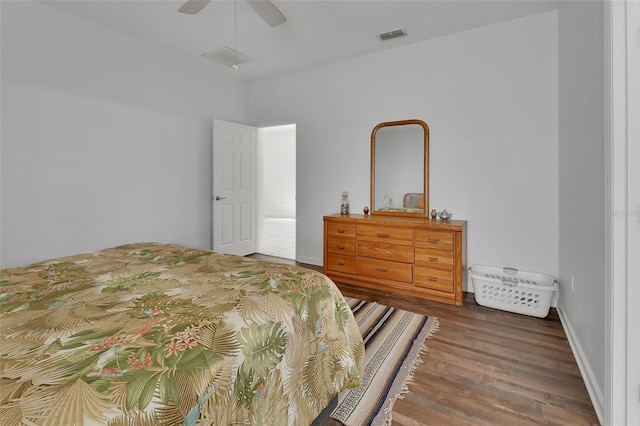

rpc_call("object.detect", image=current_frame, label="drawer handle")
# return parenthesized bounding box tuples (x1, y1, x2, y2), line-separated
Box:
(337, 260, 345, 266)
(375, 266, 389, 272)
(376, 233, 390, 238)
(427, 238, 439, 243)
(337, 229, 346, 234)
(337, 244, 346, 249)
(427, 276, 439, 281)
(428, 257, 439, 262)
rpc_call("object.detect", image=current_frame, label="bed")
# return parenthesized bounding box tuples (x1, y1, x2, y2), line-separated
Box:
(0, 243, 364, 425)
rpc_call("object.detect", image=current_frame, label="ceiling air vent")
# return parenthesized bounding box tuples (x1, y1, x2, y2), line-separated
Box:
(377, 28, 407, 41)
(202, 47, 254, 68)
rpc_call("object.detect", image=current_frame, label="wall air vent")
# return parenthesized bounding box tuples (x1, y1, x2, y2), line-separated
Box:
(377, 28, 407, 41)
(202, 47, 254, 68)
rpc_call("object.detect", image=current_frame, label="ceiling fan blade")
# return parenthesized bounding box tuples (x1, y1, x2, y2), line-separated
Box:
(177, 0, 211, 15)
(246, 0, 287, 27)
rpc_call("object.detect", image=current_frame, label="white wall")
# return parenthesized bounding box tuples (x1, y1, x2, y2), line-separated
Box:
(557, 1, 605, 419)
(250, 11, 560, 278)
(0, 1, 250, 267)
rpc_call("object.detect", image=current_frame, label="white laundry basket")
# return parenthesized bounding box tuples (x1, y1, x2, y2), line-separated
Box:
(469, 265, 558, 318)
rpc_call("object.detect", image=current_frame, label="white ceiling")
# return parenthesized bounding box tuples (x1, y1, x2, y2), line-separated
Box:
(47, 0, 560, 82)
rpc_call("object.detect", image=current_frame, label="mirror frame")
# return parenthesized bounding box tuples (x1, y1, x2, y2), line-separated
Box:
(370, 119, 429, 218)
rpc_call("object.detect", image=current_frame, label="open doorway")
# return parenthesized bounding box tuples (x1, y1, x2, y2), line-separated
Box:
(257, 124, 296, 260)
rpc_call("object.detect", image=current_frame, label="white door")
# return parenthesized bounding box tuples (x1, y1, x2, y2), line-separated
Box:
(212, 119, 257, 256)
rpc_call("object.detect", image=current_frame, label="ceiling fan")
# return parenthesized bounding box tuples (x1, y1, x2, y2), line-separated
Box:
(178, 0, 287, 27)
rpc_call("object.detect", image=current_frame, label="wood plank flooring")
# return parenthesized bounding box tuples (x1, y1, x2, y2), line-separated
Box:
(248, 254, 600, 425)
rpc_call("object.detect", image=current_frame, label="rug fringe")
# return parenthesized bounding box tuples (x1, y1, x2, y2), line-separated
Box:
(382, 316, 440, 425)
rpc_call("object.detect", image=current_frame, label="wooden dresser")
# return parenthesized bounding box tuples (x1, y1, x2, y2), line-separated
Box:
(323, 214, 467, 306)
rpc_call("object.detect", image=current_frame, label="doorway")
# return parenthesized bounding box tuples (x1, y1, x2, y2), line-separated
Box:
(257, 124, 296, 260)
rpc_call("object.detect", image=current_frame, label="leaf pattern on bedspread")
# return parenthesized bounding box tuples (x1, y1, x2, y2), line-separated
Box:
(0, 243, 364, 426)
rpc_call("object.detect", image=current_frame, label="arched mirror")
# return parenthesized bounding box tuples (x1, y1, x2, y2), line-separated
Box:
(370, 119, 429, 217)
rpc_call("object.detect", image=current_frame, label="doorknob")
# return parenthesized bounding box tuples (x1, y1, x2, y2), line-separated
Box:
(214, 196, 226, 201)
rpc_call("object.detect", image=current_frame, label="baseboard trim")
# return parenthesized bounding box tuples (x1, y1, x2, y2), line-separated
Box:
(296, 256, 322, 267)
(557, 306, 604, 425)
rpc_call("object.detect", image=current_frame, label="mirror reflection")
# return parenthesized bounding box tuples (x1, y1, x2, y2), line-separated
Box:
(371, 120, 429, 217)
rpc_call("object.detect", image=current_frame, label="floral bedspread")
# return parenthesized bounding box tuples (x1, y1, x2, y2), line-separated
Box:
(0, 243, 364, 425)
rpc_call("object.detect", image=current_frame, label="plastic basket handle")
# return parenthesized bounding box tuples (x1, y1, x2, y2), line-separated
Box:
(500, 278, 519, 287)
(503, 267, 518, 275)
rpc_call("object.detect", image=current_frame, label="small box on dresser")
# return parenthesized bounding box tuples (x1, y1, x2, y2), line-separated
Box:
(323, 214, 467, 306)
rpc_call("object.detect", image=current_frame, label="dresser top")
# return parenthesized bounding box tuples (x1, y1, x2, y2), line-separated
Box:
(324, 213, 466, 231)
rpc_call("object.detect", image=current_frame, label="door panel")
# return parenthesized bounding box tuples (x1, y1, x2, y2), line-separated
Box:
(240, 202, 252, 241)
(212, 119, 256, 255)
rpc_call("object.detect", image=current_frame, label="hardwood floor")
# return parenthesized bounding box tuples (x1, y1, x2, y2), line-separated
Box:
(248, 254, 601, 425)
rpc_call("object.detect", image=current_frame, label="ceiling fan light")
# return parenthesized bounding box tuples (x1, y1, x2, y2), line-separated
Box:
(202, 47, 254, 68)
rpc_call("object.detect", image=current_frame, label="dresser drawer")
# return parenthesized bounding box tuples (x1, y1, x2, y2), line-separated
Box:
(327, 238, 356, 256)
(326, 254, 356, 274)
(358, 241, 414, 263)
(357, 225, 413, 245)
(327, 222, 356, 238)
(415, 248, 454, 271)
(414, 230, 454, 251)
(414, 268, 454, 293)
(356, 258, 412, 283)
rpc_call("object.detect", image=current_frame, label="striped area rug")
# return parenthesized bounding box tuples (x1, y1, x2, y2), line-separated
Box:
(329, 298, 439, 426)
